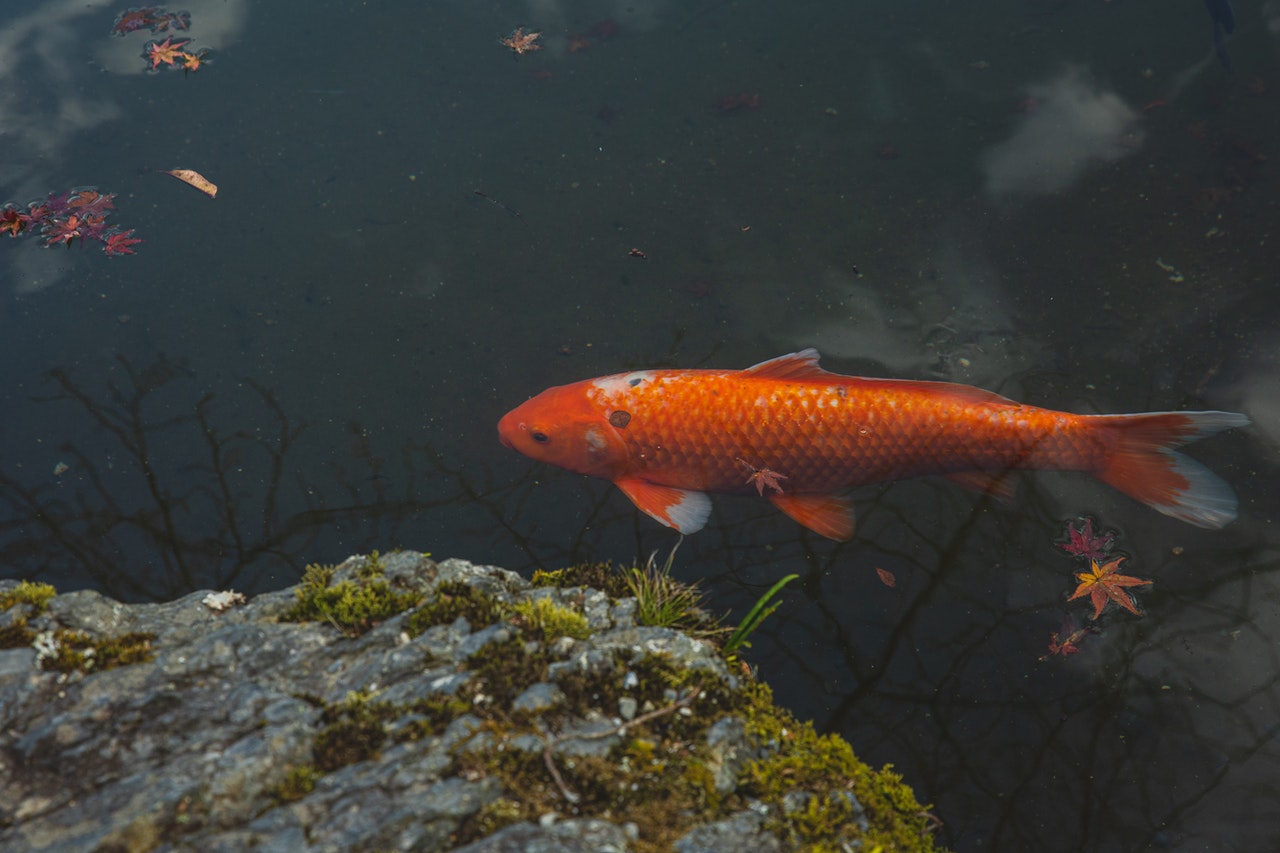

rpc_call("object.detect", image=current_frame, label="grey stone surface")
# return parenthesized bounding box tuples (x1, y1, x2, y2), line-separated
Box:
(0, 553, 793, 852)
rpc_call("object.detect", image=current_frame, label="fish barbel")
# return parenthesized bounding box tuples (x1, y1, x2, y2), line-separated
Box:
(497, 349, 1248, 540)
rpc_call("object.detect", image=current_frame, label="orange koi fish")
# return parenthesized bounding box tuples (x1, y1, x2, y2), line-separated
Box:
(497, 350, 1248, 540)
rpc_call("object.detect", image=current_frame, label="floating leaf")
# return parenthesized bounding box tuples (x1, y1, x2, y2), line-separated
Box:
(162, 168, 217, 198)
(875, 567, 896, 588)
(1068, 556, 1152, 619)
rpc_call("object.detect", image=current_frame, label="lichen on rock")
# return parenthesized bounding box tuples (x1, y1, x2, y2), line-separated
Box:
(0, 552, 944, 852)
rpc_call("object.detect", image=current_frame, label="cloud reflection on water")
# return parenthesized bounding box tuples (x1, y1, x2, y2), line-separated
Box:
(982, 67, 1143, 196)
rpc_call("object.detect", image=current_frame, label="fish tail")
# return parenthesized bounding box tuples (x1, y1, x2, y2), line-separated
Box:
(1093, 410, 1248, 528)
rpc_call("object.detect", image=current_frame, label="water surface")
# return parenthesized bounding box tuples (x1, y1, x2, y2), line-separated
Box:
(3, 1, 1278, 849)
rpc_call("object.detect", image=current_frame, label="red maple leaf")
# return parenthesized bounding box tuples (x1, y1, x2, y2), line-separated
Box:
(41, 215, 84, 248)
(1040, 619, 1095, 660)
(81, 214, 111, 242)
(737, 458, 788, 495)
(1069, 556, 1152, 619)
(101, 229, 143, 257)
(112, 7, 160, 36)
(153, 11, 191, 33)
(179, 48, 212, 75)
(1057, 517, 1115, 561)
(144, 37, 191, 69)
(1, 205, 29, 237)
(69, 189, 116, 217)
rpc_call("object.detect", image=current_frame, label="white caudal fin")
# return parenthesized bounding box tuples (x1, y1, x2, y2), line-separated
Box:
(1093, 410, 1249, 528)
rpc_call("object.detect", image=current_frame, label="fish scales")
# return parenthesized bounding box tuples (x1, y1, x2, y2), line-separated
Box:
(499, 349, 1248, 539)
(590, 371, 1103, 494)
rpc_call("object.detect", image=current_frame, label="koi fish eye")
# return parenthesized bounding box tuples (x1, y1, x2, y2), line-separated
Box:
(531, 430, 550, 443)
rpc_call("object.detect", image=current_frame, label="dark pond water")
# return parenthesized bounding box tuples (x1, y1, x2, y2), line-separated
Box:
(3, 1, 1278, 849)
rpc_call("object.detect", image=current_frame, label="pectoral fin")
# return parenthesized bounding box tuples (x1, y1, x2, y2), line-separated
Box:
(769, 493, 856, 541)
(615, 478, 712, 534)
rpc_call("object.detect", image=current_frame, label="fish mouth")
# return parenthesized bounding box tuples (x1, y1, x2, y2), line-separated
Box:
(497, 412, 518, 449)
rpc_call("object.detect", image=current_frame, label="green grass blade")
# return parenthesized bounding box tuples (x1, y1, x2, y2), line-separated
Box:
(723, 573, 799, 656)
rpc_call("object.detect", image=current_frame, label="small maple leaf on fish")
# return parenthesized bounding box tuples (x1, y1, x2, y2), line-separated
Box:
(1069, 556, 1152, 620)
(738, 458, 787, 495)
(501, 27, 543, 55)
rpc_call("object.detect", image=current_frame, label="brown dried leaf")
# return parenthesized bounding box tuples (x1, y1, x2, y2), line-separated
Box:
(162, 168, 217, 198)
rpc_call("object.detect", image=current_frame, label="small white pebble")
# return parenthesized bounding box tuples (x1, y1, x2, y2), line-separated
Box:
(202, 591, 246, 613)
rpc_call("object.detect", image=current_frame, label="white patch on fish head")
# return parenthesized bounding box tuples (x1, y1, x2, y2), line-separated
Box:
(588, 370, 658, 407)
(584, 425, 609, 453)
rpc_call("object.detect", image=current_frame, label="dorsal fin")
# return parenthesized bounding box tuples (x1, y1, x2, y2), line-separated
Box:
(745, 350, 1021, 407)
(744, 349, 832, 380)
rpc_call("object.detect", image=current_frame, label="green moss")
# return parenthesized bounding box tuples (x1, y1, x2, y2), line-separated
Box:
(40, 629, 157, 673)
(355, 550, 387, 580)
(394, 694, 473, 742)
(404, 580, 506, 638)
(461, 796, 526, 839)
(531, 562, 633, 599)
(280, 555, 421, 637)
(465, 635, 551, 709)
(0, 622, 37, 650)
(312, 691, 398, 772)
(738, 701, 940, 852)
(268, 764, 322, 804)
(0, 580, 57, 613)
(449, 690, 729, 850)
(511, 596, 591, 642)
(262, 564, 942, 852)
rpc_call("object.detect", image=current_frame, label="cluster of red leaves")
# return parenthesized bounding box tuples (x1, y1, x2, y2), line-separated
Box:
(1041, 517, 1153, 660)
(113, 7, 213, 74)
(1, 188, 142, 257)
(143, 37, 211, 74)
(111, 5, 190, 37)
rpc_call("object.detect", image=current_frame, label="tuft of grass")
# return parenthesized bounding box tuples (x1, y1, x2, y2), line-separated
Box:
(625, 541, 721, 638)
